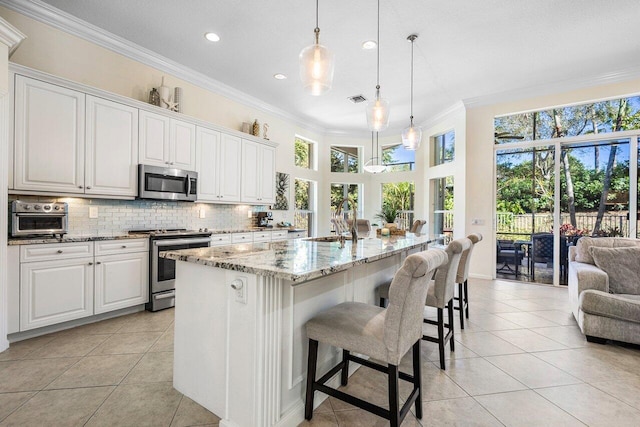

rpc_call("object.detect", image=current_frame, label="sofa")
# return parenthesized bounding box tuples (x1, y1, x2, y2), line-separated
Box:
(568, 236, 640, 345)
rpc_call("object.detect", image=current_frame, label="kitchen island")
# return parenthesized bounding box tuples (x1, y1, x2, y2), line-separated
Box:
(162, 234, 435, 427)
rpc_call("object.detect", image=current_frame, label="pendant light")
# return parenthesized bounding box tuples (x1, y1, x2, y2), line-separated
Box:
(365, 0, 390, 131)
(363, 132, 387, 174)
(299, 0, 335, 96)
(401, 34, 422, 150)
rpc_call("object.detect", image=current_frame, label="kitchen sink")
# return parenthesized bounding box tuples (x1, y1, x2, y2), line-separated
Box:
(304, 236, 363, 242)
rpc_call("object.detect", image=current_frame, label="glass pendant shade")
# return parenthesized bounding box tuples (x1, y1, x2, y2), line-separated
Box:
(365, 95, 390, 131)
(363, 162, 387, 174)
(363, 131, 387, 174)
(402, 123, 422, 150)
(299, 41, 334, 96)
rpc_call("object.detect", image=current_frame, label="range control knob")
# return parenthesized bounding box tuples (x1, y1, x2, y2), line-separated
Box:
(199, 228, 203, 232)
(34, 205, 42, 210)
(54, 205, 61, 211)
(23, 204, 31, 210)
(204, 228, 209, 232)
(42, 205, 51, 211)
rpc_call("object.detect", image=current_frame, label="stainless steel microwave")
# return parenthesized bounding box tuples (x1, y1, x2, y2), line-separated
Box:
(138, 164, 198, 202)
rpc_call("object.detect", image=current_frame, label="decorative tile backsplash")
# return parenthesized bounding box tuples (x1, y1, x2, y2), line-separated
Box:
(9, 195, 265, 234)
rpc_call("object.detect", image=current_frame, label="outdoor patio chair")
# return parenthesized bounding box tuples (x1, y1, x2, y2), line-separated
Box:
(496, 239, 524, 274)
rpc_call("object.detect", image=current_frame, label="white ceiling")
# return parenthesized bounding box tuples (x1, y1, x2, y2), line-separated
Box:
(36, 0, 640, 134)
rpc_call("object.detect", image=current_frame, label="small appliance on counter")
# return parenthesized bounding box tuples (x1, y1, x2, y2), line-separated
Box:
(10, 200, 68, 238)
(254, 211, 273, 228)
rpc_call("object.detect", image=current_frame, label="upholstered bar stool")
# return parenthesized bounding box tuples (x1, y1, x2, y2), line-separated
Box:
(305, 249, 448, 427)
(410, 220, 426, 234)
(377, 238, 470, 369)
(454, 233, 483, 329)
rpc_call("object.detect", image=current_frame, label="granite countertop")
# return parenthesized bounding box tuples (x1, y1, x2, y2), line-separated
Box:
(208, 227, 306, 234)
(8, 233, 149, 245)
(161, 234, 436, 283)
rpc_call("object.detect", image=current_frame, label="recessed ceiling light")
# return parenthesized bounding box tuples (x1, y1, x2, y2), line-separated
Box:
(273, 73, 287, 80)
(204, 32, 220, 42)
(362, 40, 377, 50)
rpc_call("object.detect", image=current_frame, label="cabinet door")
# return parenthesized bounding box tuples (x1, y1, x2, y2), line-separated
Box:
(219, 133, 241, 202)
(139, 110, 170, 167)
(95, 252, 149, 314)
(171, 119, 196, 170)
(259, 145, 276, 204)
(20, 257, 94, 331)
(241, 139, 260, 203)
(85, 96, 139, 196)
(14, 75, 85, 193)
(196, 126, 221, 202)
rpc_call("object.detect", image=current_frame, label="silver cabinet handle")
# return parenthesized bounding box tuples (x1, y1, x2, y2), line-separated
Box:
(121, 245, 127, 248)
(86, 186, 91, 189)
(170, 162, 174, 165)
(78, 185, 83, 189)
(57, 250, 63, 253)
(96, 261, 101, 265)
(88, 262, 93, 266)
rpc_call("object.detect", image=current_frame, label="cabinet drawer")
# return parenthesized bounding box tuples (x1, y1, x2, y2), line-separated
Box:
(20, 241, 94, 263)
(288, 231, 306, 239)
(210, 234, 232, 246)
(95, 238, 149, 255)
(231, 232, 253, 243)
(271, 230, 288, 241)
(252, 231, 272, 242)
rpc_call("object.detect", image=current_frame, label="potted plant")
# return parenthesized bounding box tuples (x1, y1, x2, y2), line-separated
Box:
(375, 205, 399, 228)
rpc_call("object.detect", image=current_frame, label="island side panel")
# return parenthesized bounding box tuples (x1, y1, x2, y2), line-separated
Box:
(173, 261, 229, 418)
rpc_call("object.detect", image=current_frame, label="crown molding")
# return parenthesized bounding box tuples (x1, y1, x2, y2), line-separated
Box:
(0, 15, 26, 56)
(418, 101, 465, 130)
(0, 0, 327, 134)
(463, 66, 640, 109)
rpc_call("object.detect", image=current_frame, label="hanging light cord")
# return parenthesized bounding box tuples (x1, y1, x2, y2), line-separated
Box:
(314, 0, 320, 43)
(376, 132, 380, 165)
(409, 37, 414, 125)
(375, 0, 381, 93)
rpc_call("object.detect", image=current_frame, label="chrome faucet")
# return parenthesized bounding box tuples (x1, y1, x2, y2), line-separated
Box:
(338, 197, 358, 242)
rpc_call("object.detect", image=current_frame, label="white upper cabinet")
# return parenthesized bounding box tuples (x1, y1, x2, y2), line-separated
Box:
(85, 96, 139, 197)
(14, 76, 85, 193)
(139, 110, 195, 171)
(241, 139, 276, 204)
(196, 128, 241, 203)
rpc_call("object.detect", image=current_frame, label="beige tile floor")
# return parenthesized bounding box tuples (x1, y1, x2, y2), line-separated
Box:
(0, 278, 639, 426)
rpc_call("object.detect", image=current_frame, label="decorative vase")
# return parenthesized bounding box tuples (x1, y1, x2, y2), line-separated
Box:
(148, 88, 160, 106)
(252, 119, 260, 137)
(158, 76, 171, 109)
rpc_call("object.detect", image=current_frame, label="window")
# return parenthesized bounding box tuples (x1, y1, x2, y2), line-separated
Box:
(382, 144, 415, 172)
(331, 146, 359, 173)
(381, 182, 414, 229)
(433, 131, 455, 165)
(295, 137, 313, 169)
(330, 183, 359, 224)
(495, 95, 640, 143)
(295, 178, 314, 237)
(432, 176, 454, 240)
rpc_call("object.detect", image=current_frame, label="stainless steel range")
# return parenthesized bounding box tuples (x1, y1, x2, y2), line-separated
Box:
(130, 228, 212, 311)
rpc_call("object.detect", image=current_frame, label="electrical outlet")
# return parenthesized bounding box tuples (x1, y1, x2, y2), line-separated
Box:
(199, 208, 206, 219)
(247, 210, 253, 218)
(89, 207, 99, 219)
(230, 277, 248, 304)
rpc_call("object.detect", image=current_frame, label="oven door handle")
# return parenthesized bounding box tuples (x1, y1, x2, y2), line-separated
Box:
(14, 213, 67, 217)
(186, 174, 191, 197)
(154, 237, 212, 247)
(155, 291, 176, 300)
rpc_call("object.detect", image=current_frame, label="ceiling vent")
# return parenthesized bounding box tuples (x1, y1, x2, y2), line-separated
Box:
(348, 94, 367, 104)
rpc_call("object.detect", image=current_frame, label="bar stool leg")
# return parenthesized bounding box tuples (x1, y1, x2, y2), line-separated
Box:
(388, 364, 400, 427)
(437, 308, 445, 370)
(305, 339, 319, 420)
(458, 282, 465, 329)
(341, 349, 349, 386)
(464, 279, 470, 319)
(379, 297, 386, 308)
(448, 300, 455, 352)
(412, 340, 423, 419)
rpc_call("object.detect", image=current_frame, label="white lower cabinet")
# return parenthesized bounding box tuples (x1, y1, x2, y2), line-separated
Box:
(95, 251, 148, 314)
(15, 239, 149, 332)
(20, 256, 95, 331)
